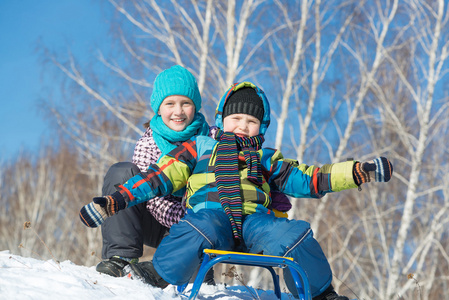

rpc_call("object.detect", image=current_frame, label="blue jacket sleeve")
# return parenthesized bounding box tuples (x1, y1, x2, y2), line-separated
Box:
(260, 148, 357, 198)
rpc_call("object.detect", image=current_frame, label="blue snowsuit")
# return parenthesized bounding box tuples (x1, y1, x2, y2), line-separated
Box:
(117, 82, 358, 297)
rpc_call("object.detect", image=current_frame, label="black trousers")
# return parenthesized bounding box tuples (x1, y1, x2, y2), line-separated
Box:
(100, 162, 169, 259)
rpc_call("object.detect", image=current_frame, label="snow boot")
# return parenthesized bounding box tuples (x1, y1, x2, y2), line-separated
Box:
(96, 256, 138, 277)
(126, 261, 169, 289)
(312, 284, 349, 300)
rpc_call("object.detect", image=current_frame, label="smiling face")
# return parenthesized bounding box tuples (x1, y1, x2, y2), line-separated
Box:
(222, 113, 261, 137)
(159, 95, 196, 131)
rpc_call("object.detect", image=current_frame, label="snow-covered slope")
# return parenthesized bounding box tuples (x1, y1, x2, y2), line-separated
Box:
(0, 250, 292, 299)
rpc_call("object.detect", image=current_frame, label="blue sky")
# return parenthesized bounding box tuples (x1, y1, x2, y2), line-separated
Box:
(0, 0, 109, 163)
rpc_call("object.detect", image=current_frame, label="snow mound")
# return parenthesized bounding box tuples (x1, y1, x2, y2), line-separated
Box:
(0, 250, 291, 299)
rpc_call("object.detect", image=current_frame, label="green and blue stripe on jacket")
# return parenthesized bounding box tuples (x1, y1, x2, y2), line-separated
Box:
(116, 135, 358, 214)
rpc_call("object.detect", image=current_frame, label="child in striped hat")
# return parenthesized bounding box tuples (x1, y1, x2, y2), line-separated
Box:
(80, 81, 393, 300)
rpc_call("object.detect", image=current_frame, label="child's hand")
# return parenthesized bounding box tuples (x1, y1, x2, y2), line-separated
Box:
(79, 192, 126, 227)
(354, 157, 393, 185)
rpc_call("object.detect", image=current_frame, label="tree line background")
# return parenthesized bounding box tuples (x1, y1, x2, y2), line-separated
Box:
(1, 0, 448, 299)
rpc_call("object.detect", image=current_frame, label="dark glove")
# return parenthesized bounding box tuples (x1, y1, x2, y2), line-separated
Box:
(354, 157, 393, 185)
(270, 191, 292, 212)
(79, 191, 126, 227)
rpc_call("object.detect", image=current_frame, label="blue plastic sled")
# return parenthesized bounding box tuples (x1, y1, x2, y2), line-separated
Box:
(178, 249, 311, 300)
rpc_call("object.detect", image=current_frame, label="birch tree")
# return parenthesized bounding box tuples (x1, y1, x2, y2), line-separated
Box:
(265, 0, 361, 221)
(0, 145, 103, 266)
(381, 0, 449, 298)
(309, 0, 400, 233)
(316, 0, 449, 298)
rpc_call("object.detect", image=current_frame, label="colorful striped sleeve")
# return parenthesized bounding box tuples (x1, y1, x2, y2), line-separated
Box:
(261, 149, 357, 198)
(117, 139, 198, 207)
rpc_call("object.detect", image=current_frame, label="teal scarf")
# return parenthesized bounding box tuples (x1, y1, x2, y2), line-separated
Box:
(150, 112, 210, 160)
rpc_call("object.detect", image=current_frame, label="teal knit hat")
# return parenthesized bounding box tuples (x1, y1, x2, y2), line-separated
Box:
(150, 65, 202, 113)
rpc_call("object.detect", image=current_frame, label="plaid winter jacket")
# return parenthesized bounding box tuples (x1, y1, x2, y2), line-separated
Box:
(131, 126, 217, 227)
(117, 135, 358, 213)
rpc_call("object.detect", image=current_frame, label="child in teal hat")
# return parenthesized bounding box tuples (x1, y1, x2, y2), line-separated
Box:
(95, 65, 213, 281)
(148, 65, 209, 159)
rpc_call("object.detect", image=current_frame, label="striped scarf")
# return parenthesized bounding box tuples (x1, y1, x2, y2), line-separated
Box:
(215, 130, 265, 240)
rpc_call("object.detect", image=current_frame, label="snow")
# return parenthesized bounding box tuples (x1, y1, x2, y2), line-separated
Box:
(0, 250, 293, 299)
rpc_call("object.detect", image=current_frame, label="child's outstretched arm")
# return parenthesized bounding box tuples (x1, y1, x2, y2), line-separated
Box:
(79, 139, 198, 228)
(263, 149, 393, 198)
(78, 163, 179, 228)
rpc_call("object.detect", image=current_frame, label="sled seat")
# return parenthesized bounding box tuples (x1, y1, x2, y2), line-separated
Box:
(178, 249, 311, 300)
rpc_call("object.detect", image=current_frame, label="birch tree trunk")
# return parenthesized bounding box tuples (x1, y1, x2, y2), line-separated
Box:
(311, 0, 399, 233)
(385, 0, 448, 297)
(273, 0, 309, 150)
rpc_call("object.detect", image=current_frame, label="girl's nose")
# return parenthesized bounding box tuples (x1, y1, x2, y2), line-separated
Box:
(173, 104, 183, 114)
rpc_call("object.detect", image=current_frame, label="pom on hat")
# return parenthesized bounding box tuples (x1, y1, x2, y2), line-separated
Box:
(222, 87, 264, 122)
(150, 65, 202, 113)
